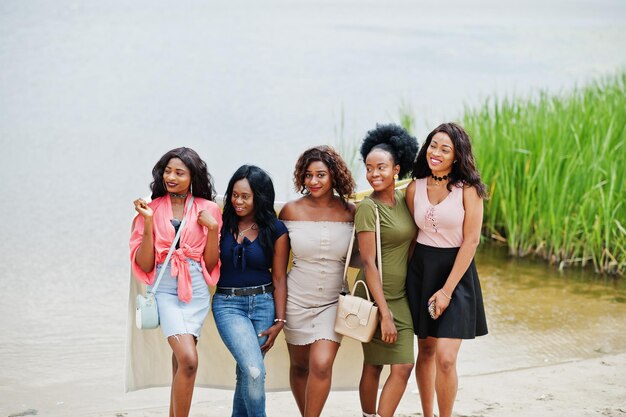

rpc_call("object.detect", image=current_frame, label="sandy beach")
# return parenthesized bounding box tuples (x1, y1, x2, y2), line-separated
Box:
(2, 2, 625, 417)
(56, 352, 621, 417)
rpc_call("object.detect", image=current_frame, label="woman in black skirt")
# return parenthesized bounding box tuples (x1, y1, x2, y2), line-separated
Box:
(405, 122, 488, 417)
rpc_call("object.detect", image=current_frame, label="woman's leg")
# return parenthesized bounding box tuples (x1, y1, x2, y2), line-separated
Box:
(376, 362, 413, 417)
(416, 337, 437, 417)
(434, 338, 462, 417)
(359, 363, 383, 415)
(213, 293, 273, 417)
(287, 343, 310, 415)
(169, 353, 178, 417)
(243, 293, 276, 416)
(155, 260, 209, 417)
(304, 339, 340, 417)
(167, 334, 199, 417)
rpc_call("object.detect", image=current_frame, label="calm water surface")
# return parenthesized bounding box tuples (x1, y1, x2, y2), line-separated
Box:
(1, 0, 625, 415)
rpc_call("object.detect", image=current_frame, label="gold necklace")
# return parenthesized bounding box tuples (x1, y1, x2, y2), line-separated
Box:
(238, 223, 257, 238)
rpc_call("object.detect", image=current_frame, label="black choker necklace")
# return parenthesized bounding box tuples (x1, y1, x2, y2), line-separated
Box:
(170, 192, 188, 199)
(431, 174, 450, 182)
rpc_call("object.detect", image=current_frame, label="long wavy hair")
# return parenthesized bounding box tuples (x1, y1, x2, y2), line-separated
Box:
(293, 145, 356, 207)
(222, 165, 278, 256)
(412, 122, 487, 198)
(150, 147, 216, 201)
(359, 124, 418, 179)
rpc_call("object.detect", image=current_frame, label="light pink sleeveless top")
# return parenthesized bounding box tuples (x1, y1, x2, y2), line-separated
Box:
(413, 178, 464, 248)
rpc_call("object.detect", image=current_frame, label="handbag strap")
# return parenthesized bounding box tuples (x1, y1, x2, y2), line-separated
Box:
(147, 196, 195, 296)
(341, 202, 382, 292)
(341, 225, 357, 292)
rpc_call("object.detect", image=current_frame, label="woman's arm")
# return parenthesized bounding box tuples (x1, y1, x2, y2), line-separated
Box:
(429, 186, 483, 317)
(198, 208, 220, 270)
(405, 180, 416, 218)
(405, 180, 418, 261)
(358, 230, 397, 344)
(133, 199, 156, 273)
(260, 233, 290, 354)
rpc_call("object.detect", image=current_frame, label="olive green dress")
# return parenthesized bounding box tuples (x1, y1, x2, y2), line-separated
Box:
(354, 191, 416, 364)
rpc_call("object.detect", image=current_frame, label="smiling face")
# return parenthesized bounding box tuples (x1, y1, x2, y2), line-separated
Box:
(231, 178, 255, 218)
(365, 148, 400, 193)
(304, 160, 333, 198)
(427, 132, 455, 174)
(163, 157, 192, 195)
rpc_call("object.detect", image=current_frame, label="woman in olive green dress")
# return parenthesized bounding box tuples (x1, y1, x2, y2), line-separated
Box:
(355, 124, 418, 417)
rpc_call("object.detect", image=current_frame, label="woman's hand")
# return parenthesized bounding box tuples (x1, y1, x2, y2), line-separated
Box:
(259, 322, 284, 354)
(428, 290, 451, 319)
(197, 209, 219, 231)
(380, 314, 397, 344)
(134, 198, 153, 219)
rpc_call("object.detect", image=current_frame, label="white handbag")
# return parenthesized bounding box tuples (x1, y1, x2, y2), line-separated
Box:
(135, 196, 194, 329)
(334, 203, 382, 343)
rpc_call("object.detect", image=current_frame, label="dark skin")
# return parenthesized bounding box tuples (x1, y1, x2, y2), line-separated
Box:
(132, 157, 220, 417)
(358, 149, 415, 417)
(405, 132, 483, 417)
(133, 158, 219, 273)
(230, 179, 289, 354)
(360, 149, 399, 344)
(279, 160, 355, 417)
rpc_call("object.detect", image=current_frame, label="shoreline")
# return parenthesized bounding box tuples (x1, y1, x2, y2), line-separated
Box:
(13, 352, 621, 417)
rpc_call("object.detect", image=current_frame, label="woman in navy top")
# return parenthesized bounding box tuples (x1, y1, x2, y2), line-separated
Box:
(212, 165, 289, 417)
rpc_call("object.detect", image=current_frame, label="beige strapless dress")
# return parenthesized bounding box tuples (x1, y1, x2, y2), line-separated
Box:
(283, 221, 353, 345)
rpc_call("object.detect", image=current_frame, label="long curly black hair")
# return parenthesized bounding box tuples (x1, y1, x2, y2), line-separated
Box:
(412, 122, 487, 198)
(293, 145, 356, 207)
(359, 124, 418, 179)
(150, 147, 216, 201)
(222, 165, 278, 256)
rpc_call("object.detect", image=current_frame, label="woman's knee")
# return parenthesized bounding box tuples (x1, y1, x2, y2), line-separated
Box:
(240, 362, 267, 382)
(309, 357, 333, 380)
(362, 363, 384, 379)
(391, 363, 414, 380)
(417, 340, 437, 361)
(436, 352, 457, 374)
(176, 353, 198, 377)
(291, 361, 309, 378)
(289, 350, 309, 377)
(170, 336, 199, 377)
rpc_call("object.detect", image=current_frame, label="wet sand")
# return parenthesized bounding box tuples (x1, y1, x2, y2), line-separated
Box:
(12, 352, 619, 417)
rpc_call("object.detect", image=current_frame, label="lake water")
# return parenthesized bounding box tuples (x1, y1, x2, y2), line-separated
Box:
(1, 1, 625, 416)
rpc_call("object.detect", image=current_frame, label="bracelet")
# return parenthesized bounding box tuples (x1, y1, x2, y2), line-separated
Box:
(274, 318, 287, 324)
(440, 289, 452, 300)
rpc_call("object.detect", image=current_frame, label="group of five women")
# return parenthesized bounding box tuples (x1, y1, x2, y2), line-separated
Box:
(130, 122, 488, 417)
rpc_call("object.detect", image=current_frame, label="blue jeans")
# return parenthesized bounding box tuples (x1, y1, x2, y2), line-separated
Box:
(212, 291, 275, 417)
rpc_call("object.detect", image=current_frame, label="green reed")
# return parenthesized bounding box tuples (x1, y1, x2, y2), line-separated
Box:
(461, 73, 625, 274)
(333, 107, 362, 180)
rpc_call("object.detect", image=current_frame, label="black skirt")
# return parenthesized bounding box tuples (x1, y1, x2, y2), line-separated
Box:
(406, 243, 488, 339)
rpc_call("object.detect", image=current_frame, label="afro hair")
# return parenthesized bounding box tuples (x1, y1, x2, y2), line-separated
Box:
(359, 124, 418, 178)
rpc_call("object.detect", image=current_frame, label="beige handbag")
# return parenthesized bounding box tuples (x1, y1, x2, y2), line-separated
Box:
(334, 204, 382, 343)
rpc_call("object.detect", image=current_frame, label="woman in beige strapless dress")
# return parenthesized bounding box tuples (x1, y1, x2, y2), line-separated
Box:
(279, 146, 356, 417)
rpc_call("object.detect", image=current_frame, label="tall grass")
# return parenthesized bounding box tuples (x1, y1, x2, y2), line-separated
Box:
(462, 73, 625, 275)
(333, 107, 362, 180)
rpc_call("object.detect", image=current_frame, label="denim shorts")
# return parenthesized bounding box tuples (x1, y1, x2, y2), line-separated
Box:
(148, 258, 210, 339)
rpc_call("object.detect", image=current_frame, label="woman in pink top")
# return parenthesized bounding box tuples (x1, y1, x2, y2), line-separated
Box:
(405, 123, 488, 417)
(130, 147, 222, 417)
